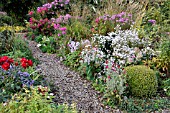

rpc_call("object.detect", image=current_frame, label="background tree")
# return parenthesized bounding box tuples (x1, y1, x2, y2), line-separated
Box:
(0, 0, 44, 26)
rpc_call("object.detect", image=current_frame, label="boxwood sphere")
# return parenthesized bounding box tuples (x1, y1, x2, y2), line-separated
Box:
(125, 65, 158, 98)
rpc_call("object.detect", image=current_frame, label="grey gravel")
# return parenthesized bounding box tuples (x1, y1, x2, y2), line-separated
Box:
(26, 39, 121, 113)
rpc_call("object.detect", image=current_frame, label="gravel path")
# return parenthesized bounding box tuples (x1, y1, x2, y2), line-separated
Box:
(26, 39, 120, 113)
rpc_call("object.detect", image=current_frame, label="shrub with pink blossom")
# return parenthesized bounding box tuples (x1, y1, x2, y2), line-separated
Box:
(27, 0, 71, 37)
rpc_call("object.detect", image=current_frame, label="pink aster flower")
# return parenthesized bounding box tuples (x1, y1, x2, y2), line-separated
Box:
(59, 27, 67, 31)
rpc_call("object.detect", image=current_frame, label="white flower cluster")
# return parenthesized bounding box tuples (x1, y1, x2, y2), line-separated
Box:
(80, 45, 105, 65)
(92, 26, 154, 65)
(80, 25, 155, 66)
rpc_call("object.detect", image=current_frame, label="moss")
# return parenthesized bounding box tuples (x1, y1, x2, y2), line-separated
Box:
(125, 65, 158, 98)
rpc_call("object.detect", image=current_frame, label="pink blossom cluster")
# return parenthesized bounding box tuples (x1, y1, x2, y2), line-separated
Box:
(37, 0, 70, 14)
(28, 0, 70, 15)
(28, 0, 71, 36)
(95, 12, 133, 24)
(29, 18, 54, 36)
(51, 14, 71, 24)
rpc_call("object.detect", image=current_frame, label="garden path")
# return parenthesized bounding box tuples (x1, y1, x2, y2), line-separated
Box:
(25, 38, 120, 113)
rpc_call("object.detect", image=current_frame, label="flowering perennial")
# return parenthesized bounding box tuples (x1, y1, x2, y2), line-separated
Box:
(0, 56, 33, 70)
(0, 56, 35, 87)
(28, 0, 71, 36)
(68, 41, 80, 52)
(96, 12, 133, 25)
(92, 26, 154, 65)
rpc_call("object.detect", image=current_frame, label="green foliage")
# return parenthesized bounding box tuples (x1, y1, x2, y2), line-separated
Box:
(0, 87, 77, 113)
(106, 72, 126, 96)
(160, 40, 170, 63)
(13, 35, 34, 59)
(66, 20, 92, 40)
(162, 78, 170, 96)
(159, 40, 170, 75)
(0, 15, 13, 26)
(139, 0, 170, 47)
(0, 30, 14, 54)
(0, 30, 33, 59)
(92, 79, 106, 93)
(125, 65, 158, 98)
(78, 62, 101, 81)
(103, 90, 122, 108)
(35, 35, 57, 53)
(119, 96, 170, 113)
(64, 51, 81, 69)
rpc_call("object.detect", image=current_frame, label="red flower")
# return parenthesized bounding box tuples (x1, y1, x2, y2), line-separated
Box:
(1, 56, 8, 62)
(113, 90, 117, 93)
(20, 58, 28, 63)
(2, 62, 10, 70)
(7, 58, 14, 64)
(108, 75, 111, 79)
(105, 60, 108, 64)
(21, 62, 27, 69)
(15, 62, 19, 66)
(105, 65, 109, 69)
(28, 60, 33, 66)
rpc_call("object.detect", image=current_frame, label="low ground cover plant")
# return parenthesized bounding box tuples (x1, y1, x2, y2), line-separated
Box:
(0, 86, 77, 113)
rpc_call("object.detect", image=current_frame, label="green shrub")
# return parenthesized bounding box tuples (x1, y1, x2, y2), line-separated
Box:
(0, 30, 14, 54)
(0, 15, 13, 26)
(125, 65, 158, 98)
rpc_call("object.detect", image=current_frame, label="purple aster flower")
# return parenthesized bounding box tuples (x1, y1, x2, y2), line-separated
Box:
(148, 19, 156, 24)
(65, 14, 71, 19)
(120, 12, 126, 16)
(110, 15, 116, 20)
(118, 18, 126, 23)
(128, 14, 132, 17)
(23, 72, 30, 77)
(59, 27, 67, 31)
(30, 80, 34, 85)
(65, 0, 70, 4)
(56, 17, 62, 23)
(115, 14, 122, 18)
